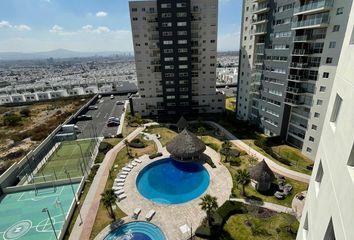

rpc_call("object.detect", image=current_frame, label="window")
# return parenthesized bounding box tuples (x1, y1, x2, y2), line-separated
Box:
(165, 65, 174, 70)
(312, 125, 317, 130)
(176, 12, 187, 17)
(329, 41, 336, 48)
(336, 7, 344, 15)
(330, 94, 343, 124)
(176, 2, 186, 8)
(164, 57, 173, 62)
(161, 3, 171, 8)
(309, 136, 314, 142)
(178, 48, 188, 53)
(303, 213, 309, 240)
(326, 57, 333, 64)
(323, 72, 329, 78)
(161, 13, 171, 18)
(163, 40, 173, 45)
(319, 86, 326, 92)
(314, 112, 320, 118)
(178, 57, 187, 61)
(317, 99, 323, 105)
(315, 161, 324, 196)
(178, 39, 187, 44)
(166, 95, 175, 99)
(132, 8, 137, 12)
(351, 26, 354, 45)
(179, 65, 188, 69)
(162, 22, 172, 27)
(347, 143, 354, 167)
(179, 72, 188, 77)
(333, 25, 340, 32)
(164, 49, 173, 53)
(177, 31, 187, 36)
(162, 31, 172, 36)
(177, 22, 187, 26)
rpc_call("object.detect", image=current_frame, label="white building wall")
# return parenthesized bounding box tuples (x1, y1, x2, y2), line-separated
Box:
(297, 1, 354, 239)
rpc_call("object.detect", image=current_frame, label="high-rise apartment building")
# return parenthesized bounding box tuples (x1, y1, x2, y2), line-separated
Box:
(297, 2, 354, 239)
(237, 0, 351, 159)
(129, 0, 224, 118)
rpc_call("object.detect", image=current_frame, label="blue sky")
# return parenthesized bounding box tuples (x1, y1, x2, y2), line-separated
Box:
(0, 0, 241, 52)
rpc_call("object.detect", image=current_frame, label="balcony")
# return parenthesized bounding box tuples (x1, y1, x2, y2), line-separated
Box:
(292, 49, 310, 56)
(252, 3, 270, 14)
(251, 27, 267, 35)
(293, 34, 326, 42)
(252, 17, 268, 25)
(292, 16, 330, 30)
(294, 0, 333, 16)
(284, 98, 304, 106)
(288, 74, 318, 83)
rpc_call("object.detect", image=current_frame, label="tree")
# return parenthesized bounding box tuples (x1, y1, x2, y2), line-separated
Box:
(222, 140, 232, 162)
(199, 194, 218, 226)
(248, 155, 258, 166)
(20, 108, 30, 117)
(197, 127, 206, 140)
(235, 169, 251, 196)
(124, 139, 131, 157)
(100, 189, 117, 221)
(3, 113, 21, 126)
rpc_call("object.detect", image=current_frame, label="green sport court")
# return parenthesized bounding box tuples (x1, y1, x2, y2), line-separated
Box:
(34, 139, 95, 182)
(0, 183, 79, 240)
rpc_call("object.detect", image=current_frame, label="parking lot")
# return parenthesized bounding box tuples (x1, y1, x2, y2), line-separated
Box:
(75, 95, 127, 139)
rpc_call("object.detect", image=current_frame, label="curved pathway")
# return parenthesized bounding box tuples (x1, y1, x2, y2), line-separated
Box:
(206, 121, 310, 183)
(229, 198, 295, 215)
(69, 126, 146, 240)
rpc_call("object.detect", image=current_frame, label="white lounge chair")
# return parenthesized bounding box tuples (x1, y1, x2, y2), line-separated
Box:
(132, 208, 141, 219)
(121, 171, 130, 174)
(131, 162, 138, 167)
(112, 186, 123, 191)
(119, 172, 128, 176)
(127, 164, 134, 169)
(134, 159, 142, 163)
(118, 175, 127, 179)
(114, 182, 124, 187)
(114, 189, 125, 195)
(145, 209, 156, 221)
(118, 194, 127, 201)
(115, 179, 125, 183)
(122, 167, 131, 172)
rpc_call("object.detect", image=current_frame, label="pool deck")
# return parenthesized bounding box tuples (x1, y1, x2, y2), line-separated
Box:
(95, 145, 233, 240)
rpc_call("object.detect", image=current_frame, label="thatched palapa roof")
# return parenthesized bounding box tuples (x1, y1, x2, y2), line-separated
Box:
(176, 116, 188, 132)
(250, 160, 275, 183)
(166, 128, 206, 161)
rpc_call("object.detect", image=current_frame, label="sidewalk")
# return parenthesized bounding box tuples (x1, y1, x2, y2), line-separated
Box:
(229, 198, 295, 215)
(207, 121, 310, 183)
(69, 126, 145, 240)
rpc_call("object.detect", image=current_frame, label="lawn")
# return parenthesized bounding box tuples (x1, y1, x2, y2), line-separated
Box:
(145, 127, 177, 146)
(89, 141, 157, 239)
(202, 135, 223, 152)
(103, 137, 122, 146)
(34, 139, 95, 181)
(225, 154, 308, 207)
(222, 212, 299, 240)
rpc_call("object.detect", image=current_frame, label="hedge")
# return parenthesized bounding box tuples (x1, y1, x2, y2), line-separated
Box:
(99, 142, 113, 154)
(149, 152, 163, 159)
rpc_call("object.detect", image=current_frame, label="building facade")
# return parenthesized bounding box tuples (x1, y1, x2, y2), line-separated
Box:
(297, 1, 354, 239)
(237, 0, 351, 159)
(129, 0, 225, 117)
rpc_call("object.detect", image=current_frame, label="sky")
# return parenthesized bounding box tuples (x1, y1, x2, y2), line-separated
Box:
(0, 0, 241, 53)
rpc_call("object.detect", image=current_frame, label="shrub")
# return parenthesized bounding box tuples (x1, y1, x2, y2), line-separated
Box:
(3, 113, 21, 126)
(217, 201, 245, 223)
(87, 165, 100, 181)
(229, 157, 241, 166)
(195, 226, 212, 238)
(220, 148, 240, 157)
(99, 142, 113, 154)
(94, 152, 105, 164)
(20, 108, 30, 117)
(206, 143, 219, 151)
(149, 152, 162, 159)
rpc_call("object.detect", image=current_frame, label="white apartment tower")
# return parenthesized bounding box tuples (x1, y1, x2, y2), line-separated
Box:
(297, 1, 354, 239)
(129, 0, 225, 118)
(237, 0, 352, 160)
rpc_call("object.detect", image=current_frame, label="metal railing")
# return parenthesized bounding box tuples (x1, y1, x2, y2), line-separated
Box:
(294, 0, 333, 14)
(292, 15, 330, 28)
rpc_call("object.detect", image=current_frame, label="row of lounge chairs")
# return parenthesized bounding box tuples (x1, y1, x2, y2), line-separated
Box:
(112, 158, 143, 201)
(132, 208, 156, 221)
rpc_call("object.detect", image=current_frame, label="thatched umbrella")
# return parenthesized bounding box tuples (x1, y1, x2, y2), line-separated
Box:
(249, 160, 275, 191)
(166, 128, 206, 161)
(176, 116, 188, 132)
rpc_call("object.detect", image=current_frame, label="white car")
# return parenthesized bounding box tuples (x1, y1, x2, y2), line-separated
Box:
(110, 95, 114, 99)
(88, 105, 98, 110)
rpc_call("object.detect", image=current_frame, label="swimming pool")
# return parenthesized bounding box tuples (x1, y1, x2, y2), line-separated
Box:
(136, 158, 210, 204)
(103, 221, 165, 240)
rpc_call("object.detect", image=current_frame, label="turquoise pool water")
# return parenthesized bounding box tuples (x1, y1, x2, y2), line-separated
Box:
(136, 158, 210, 204)
(104, 221, 165, 240)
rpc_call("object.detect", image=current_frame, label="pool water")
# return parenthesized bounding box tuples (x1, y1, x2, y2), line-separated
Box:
(104, 221, 165, 240)
(136, 158, 210, 204)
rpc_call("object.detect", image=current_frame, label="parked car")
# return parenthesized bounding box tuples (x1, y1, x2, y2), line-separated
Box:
(107, 121, 120, 127)
(77, 115, 92, 121)
(116, 101, 124, 105)
(109, 117, 120, 122)
(98, 94, 102, 99)
(88, 105, 98, 110)
(110, 95, 114, 99)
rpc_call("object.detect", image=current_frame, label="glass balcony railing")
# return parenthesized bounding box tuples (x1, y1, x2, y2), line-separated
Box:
(294, 0, 333, 14)
(292, 16, 330, 29)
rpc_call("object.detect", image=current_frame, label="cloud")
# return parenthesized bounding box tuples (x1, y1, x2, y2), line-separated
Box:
(49, 25, 63, 33)
(96, 11, 108, 17)
(0, 20, 11, 29)
(93, 26, 110, 33)
(14, 25, 31, 31)
(81, 25, 111, 34)
(82, 25, 93, 32)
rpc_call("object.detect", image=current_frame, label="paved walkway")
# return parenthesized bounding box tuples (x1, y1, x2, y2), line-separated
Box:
(207, 121, 310, 183)
(229, 198, 295, 215)
(69, 126, 146, 240)
(141, 132, 164, 153)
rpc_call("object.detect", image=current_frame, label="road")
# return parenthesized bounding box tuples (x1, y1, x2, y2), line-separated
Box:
(75, 96, 127, 139)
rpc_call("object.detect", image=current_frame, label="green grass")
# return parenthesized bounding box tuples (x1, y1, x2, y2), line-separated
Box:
(35, 139, 95, 181)
(145, 127, 177, 146)
(225, 155, 308, 207)
(202, 135, 223, 151)
(222, 212, 299, 240)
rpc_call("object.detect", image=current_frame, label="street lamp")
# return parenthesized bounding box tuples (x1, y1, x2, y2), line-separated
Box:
(42, 208, 58, 240)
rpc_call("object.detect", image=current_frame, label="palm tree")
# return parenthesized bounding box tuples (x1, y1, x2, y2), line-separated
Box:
(101, 189, 117, 221)
(197, 126, 206, 140)
(124, 139, 131, 157)
(235, 169, 251, 196)
(199, 194, 218, 226)
(222, 140, 232, 162)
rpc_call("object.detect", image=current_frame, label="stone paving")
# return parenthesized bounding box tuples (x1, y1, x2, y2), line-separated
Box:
(230, 198, 295, 215)
(95, 146, 233, 240)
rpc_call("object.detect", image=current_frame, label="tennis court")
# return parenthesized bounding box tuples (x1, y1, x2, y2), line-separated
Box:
(34, 139, 96, 182)
(0, 183, 80, 240)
